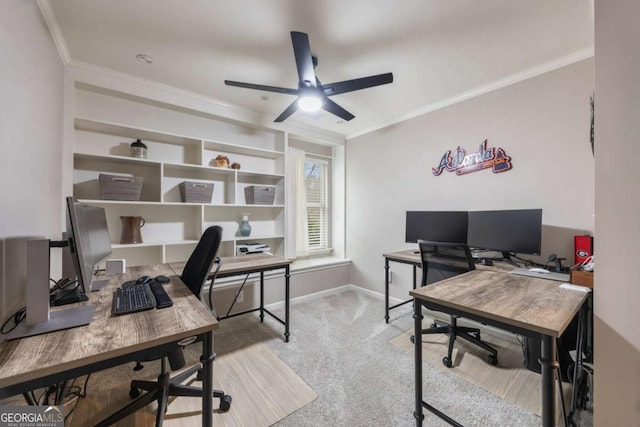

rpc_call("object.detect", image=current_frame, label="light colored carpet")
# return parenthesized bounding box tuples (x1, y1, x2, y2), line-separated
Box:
(214, 287, 560, 426)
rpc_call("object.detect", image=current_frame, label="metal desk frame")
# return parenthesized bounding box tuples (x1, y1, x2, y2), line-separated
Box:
(214, 260, 292, 342)
(411, 271, 588, 427)
(384, 250, 421, 323)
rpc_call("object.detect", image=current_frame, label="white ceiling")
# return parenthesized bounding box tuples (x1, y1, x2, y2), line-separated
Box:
(43, 0, 593, 138)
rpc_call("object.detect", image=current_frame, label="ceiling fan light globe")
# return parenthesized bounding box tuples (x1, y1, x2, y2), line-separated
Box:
(298, 95, 323, 112)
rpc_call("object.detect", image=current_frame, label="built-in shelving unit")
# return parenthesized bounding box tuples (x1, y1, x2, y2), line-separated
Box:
(72, 110, 286, 266)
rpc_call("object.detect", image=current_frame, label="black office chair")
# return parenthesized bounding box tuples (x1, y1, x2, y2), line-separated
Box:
(411, 239, 498, 368)
(97, 226, 231, 427)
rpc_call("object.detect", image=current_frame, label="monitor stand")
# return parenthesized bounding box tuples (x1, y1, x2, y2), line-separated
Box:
(501, 252, 520, 267)
(472, 250, 502, 266)
(5, 305, 95, 341)
(91, 277, 109, 291)
(6, 239, 95, 340)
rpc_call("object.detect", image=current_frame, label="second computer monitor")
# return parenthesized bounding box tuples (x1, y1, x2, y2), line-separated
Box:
(467, 208, 542, 255)
(66, 197, 112, 293)
(405, 211, 468, 244)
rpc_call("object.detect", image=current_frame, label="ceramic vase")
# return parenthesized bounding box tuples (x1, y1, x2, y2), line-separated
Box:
(120, 216, 145, 244)
(239, 213, 252, 237)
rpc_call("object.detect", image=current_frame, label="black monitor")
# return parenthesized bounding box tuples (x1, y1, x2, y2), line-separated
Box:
(405, 211, 468, 244)
(467, 209, 543, 261)
(58, 197, 112, 304)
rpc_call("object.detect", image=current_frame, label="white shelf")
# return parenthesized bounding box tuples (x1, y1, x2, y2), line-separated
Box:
(112, 240, 200, 249)
(75, 117, 201, 147)
(204, 139, 284, 159)
(235, 234, 284, 242)
(163, 162, 235, 176)
(73, 102, 287, 265)
(75, 152, 161, 167)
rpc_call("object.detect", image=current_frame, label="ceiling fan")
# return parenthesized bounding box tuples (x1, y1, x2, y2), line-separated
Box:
(224, 31, 393, 123)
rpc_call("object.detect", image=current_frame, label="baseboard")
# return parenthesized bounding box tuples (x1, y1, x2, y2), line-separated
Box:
(208, 258, 351, 291)
(264, 283, 519, 345)
(264, 284, 354, 310)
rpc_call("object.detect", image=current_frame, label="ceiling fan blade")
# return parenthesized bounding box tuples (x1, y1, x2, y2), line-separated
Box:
(322, 98, 355, 121)
(225, 80, 299, 95)
(274, 100, 299, 122)
(290, 31, 317, 88)
(321, 72, 394, 96)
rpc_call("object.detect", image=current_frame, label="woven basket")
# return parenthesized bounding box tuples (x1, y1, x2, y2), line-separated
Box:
(179, 181, 214, 203)
(244, 185, 275, 205)
(99, 174, 143, 201)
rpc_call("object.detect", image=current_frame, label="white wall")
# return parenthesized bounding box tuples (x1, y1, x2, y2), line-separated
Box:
(0, 3, 65, 321)
(346, 60, 594, 299)
(594, 0, 640, 423)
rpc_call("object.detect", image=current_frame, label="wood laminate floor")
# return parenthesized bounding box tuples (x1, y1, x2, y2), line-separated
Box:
(2, 342, 316, 426)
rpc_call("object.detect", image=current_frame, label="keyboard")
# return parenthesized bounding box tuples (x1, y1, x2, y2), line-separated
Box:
(112, 280, 173, 315)
(510, 268, 570, 282)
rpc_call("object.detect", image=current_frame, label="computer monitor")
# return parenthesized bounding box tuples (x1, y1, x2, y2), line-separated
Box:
(4, 198, 108, 339)
(405, 211, 468, 244)
(60, 197, 112, 303)
(467, 209, 543, 261)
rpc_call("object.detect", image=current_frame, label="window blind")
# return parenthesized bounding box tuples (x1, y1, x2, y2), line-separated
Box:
(304, 157, 328, 250)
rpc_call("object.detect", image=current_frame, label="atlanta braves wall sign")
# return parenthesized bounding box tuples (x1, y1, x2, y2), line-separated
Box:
(432, 139, 512, 176)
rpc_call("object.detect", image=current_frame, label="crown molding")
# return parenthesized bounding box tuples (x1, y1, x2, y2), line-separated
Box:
(347, 47, 594, 140)
(37, 0, 70, 65)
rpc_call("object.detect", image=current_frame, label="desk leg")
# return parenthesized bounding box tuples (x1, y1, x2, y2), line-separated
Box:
(23, 392, 37, 405)
(413, 299, 424, 426)
(384, 258, 390, 323)
(285, 265, 290, 343)
(201, 331, 214, 427)
(259, 272, 265, 322)
(412, 265, 417, 289)
(540, 335, 559, 427)
(569, 302, 588, 422)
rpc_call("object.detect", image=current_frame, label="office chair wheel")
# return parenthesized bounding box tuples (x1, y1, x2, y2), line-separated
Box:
(429, 322, 438, 329)
(129, 387, 141, 399)
(442, 356, 453, 368)
(218, 394, 232, 412)
(488, 354, 498, 366)
(409, 335, 416, 344)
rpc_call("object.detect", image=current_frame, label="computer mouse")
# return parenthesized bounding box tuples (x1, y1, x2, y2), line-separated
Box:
(136, 275, 152, 284)
(528, 267, 550, 274)
(155, 275, 170, 284)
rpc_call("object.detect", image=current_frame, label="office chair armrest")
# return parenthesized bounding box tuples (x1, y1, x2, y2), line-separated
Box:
(207, 257, 223, 314)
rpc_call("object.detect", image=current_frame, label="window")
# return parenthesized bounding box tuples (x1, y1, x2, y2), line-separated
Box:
(304, 157, 329, 252)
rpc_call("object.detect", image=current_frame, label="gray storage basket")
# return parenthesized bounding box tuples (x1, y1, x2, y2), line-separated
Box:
(244, 185, 276, 205)
(99, 174, 143, 201)
(179, 181, 214, 203)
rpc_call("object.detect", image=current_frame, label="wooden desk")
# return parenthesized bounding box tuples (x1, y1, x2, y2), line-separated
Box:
(410, 269, 589, 427)
(170, 254, 293, 342)
(0, 264, 218, 427)
(383, 250, 511, 322)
